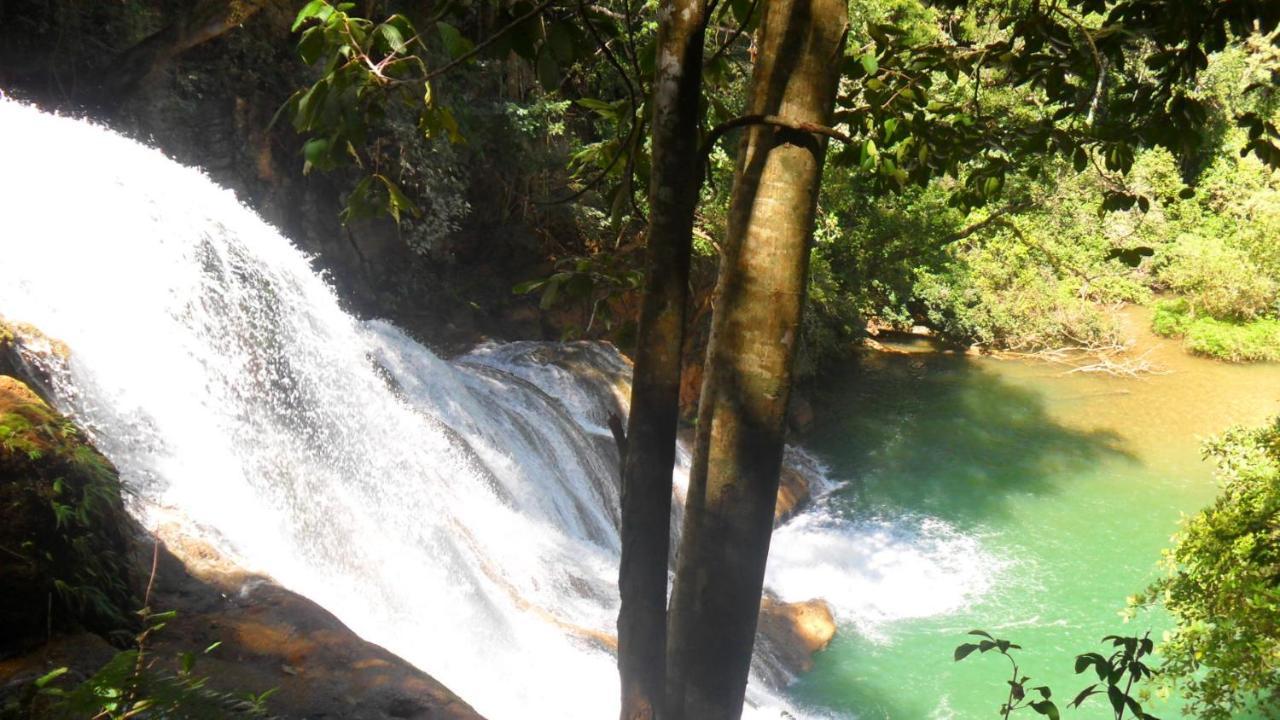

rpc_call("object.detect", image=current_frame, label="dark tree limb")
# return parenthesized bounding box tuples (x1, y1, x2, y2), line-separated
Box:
(700, 113, 851, 161)
(95, 0, 268, 109)
(423, 0, 560, 81)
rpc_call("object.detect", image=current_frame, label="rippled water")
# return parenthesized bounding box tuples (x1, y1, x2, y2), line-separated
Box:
(795, 325, 1280, 718)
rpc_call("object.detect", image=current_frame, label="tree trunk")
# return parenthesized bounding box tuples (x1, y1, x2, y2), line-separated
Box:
(617, 1, 710, 719)
(664, 1, 847, 718)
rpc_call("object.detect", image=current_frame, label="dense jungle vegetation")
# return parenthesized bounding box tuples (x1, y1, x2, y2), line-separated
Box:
(1, 0, 1278, 719)
(274, 0, 1280, 371)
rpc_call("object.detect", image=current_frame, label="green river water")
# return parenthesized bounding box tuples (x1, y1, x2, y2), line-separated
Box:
(792, 311, 1280, 719)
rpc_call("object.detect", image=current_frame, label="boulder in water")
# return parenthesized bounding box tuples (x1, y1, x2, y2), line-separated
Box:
(756, 595, 836, 675)
(774, 466, 812, 526)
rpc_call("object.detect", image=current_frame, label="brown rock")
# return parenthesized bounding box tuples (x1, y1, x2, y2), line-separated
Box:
(0, 317, 70, 399)
(756, 595, 837, 675)
(774, 465, 811, 525)
(142, 525, 486, 720)
(0, 518, 486, 720)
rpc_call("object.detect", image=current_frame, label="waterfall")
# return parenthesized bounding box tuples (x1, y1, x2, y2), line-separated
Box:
(0, 98, 998, 720)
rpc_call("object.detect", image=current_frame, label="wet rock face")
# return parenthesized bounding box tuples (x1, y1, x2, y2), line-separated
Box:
(0, 526, 488, 720)
(0, 322, 483, 718)
(0, 374, 138, 656)
(133, 527, 487, 720)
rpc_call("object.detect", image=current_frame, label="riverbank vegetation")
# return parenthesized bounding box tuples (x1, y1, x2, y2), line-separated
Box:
(808, 36, 1280, 364)
(1135, 418, 1280, 719)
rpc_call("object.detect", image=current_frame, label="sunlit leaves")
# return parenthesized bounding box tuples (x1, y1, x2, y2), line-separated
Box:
(827, 0, 1280, 218)
(1132, 419, 1280, 718)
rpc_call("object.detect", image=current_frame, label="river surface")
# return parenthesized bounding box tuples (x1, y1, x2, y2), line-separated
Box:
(791, 313, 1280, 718)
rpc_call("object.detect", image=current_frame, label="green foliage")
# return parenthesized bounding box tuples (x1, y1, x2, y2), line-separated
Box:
(1152, 299, 1280, 362)
(808, 32, 1280, 358)
(283, 0, 647, 226)
(955, 630, 1161, 720)
(513, 253, 643, 339)
(9, 608, 274, 719)
(1134, 418, 1280, 719)
(1158, 236, 1276, 320)
(0, 396, 136, 637)
(271, 0, 1280, 361)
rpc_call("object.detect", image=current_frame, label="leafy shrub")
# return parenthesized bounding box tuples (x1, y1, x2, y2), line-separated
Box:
(1135, 418, 1280, 719)
(913, 238, 1133, 352)
(1156, 234, 1277, 320)
(1182, 316, 1280, 362)
(1149, 299, 1193, 338)
(1150, 298, 1280, 361)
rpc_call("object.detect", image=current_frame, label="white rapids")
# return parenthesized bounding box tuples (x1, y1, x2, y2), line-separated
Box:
(0, 97, 999, 719)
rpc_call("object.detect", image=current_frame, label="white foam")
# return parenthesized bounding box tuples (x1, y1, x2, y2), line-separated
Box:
(767, 504, 1005, 642)
(0, 98, 1000, 719)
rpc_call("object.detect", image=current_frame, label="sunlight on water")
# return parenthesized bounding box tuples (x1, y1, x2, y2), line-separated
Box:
(0, 98, 1009, 719)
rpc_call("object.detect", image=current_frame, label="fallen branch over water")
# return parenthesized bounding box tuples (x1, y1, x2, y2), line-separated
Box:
(993, 344, 1169, 377)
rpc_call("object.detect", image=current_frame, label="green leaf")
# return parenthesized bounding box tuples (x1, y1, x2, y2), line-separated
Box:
(540, 277, 561, 309)
(297, 26, 326, 65)
(34, 667, 68, 688)
(292, 0, 332, 32)
(375, 175, 420, 223)
(954, 643, 980, 661)
(860, 53, 879, 76)
(377, 22, 407, 53)
(437, 22, 474, 60)
(513, 279, 547, 295)
(1108, 685, 1125, 714)
(1030, 700, 1060, 719)
(1069, 683, 1100, 708)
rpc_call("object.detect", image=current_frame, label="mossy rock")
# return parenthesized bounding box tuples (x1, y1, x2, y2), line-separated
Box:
(0, 317, 70, 386)
(0, 376, 138, 657)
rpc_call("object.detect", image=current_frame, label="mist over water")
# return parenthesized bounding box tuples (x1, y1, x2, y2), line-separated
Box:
(0, 99, 999, 719)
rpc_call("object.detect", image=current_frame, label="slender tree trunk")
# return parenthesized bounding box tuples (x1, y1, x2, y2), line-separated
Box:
(617, 1, 710, 718)
(664, 1, 847, 718)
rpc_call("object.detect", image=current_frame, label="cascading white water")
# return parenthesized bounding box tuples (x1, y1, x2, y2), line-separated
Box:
(0, 98, 999, 719)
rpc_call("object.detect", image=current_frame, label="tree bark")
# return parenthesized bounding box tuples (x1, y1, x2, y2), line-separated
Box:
(664, 1, 847, 718)
(617, 1, 710, 719)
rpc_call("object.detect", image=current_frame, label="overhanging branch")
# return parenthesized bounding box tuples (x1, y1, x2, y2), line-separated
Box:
(699, 113, 852, 160)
